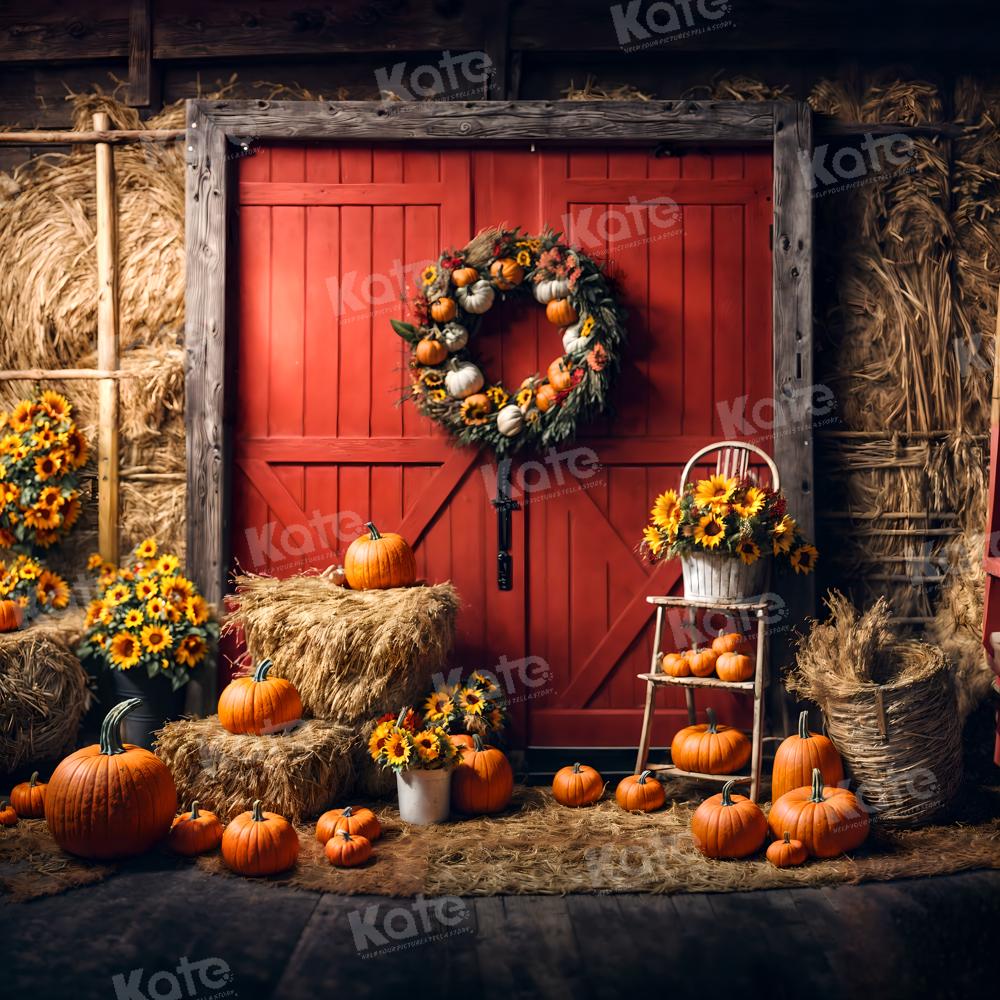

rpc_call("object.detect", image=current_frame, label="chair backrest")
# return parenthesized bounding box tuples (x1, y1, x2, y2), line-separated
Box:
(680, 440, 780, 492)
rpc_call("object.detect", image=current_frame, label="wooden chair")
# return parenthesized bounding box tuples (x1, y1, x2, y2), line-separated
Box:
(680, 439, 780, 493)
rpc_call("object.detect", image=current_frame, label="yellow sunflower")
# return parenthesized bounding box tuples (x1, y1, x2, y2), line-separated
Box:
(123, 609, 144, 629)
(694, 513, 726, 549)
(37, 486, 63, 510)
(110, 632, 141, 669)
(516, 249, 532, 267)
(732, 487, 766, 519)
(141, 623, 173, 653)
(17, 559, 41, 580)
(460, 395, 492, 425)
(421, 265, 438, 285)
(84, 599, 105, 628)
(66, 428, 89, 468)
(650, 489, 679, 529)
(457, 687, 486, 716)
(470, 671, 498, 693)
(176, 635, 208, 667)
(580, 315, 596, 337)
(39, 391, 70, 421)
(105, 583, 131, 606)
(136, 538, 158, 560)
(135, 579, 158, 601)
(0, 434, 20, 455)
(772, 516, 797, 555)
(10, 401, 34, 433)
(33, 453, 62, 481)
(368, 720, 394, 759)
(161, 575, 194, 604)
(642, 525, 664, 556)
(185, 594, 209, 625)
(693, 475, 737, 510)
(423, 690, 455, 722)
(515, 387, 534, 408)
(428, 388, 447, 402)
(156, 554, 180, 575)
(735, 539, 761, 565)
(32, 427, 58, 449)
(790, 544, 818, 574)
(413, 729, 442, 763)
(146, 596, 168, 619)
(385, 732, 412, 767)
(485, 385, 509, 409)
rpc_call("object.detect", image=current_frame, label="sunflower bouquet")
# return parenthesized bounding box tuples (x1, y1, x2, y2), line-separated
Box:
(367, 706, 461, 773)
(0, 553, 71, 619)
(77, 538, 219, 690)
(0, 391, 88, 550)
(421, 671, 509, 738)
(640, 475, 818, 574)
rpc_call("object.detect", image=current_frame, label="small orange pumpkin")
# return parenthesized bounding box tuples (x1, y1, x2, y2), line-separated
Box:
(771, 710, 845, 801)
(670, 707, 751, 775)
(452, 735, 514, 815)
(766, 831, 808, 868)
(490, 257, 525, 289)
(768, 768, 869, 859)
(552, 762, 604, 807)
(684, 648, 719, 678)
(660, 652, 691, 677)
(0, 798, 17, 826)
(716, 651, 754, 683)
(712, 632, 752, 656)
(217, 659, 303, 736)
(615, 770, 666, 813)
(344, 521, 417, 590)
(535, 384, 560, 412)
(547, 357, 573, 392)
(431, 297, 457, 323)
(546, 298, 578, 326)
(452, 266, 479, 287)
(315, 805, 381, 844)
(690, 779, 767, 859)
(415, 338, 448, 366)
(10, 771, 46, 818)
(449, 733, 476, 751)
(168, 801, 223, 856)
(325, 828, 373, 867)
(222, 800, 299, 876)
(0, 600, 23, 633)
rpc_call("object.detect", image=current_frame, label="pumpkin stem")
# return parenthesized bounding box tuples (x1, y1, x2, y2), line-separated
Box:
(251, 800, 264, 822)
(340, 829, 353, 841)
(638, 770, 652, 784)
(783, 831, 791, 845)
(572, 762, 582, 773)
(797, 710, 811, 741)
(365, 521, 382, 540)
(810, 768, 825, 803)
(705, 707, 718, 734)
(252, 658, 273, 682)
(472, 734, 484, 752)
(190, 801, 200, 820)
(99, 698, 142, 755)
(720, 780, 736, 807)
(342, 806, 353, 817)
(28, 771, 39, 787)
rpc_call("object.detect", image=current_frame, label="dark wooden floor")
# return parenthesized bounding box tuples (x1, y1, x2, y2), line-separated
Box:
(1, 864, 997, 999)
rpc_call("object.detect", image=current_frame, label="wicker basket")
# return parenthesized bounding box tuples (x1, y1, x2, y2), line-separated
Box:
(682, 551, 768, 602)
(820, 666, 962, 826)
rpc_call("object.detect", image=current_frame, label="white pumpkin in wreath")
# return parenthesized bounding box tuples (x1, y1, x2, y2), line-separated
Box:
(562, 318, 592, 355)
(496, 404, 525, 437)
(439, 322, 469, 353)
(456, 280, 495, 315)
(534, 277, 570, 304)
(444, 359, 484, 398)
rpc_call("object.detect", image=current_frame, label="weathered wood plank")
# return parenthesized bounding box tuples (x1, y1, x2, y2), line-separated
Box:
(126, 0, 152, 107)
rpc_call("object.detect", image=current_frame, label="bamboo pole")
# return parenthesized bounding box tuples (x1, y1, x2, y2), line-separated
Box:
(94, 112, 120, 566)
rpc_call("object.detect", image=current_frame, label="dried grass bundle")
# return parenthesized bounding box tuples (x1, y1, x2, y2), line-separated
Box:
(154, 715, 354, 822)
(0, 615, 92, 772)
(562, 77, 653, 101)
(0, 821, 112, 902)
(225, 574, 459, 724)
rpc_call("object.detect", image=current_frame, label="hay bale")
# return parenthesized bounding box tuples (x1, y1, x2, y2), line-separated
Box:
(225, 574, 459, 725)
(155, 715, 354, 822)
(0, 613, 91, 772)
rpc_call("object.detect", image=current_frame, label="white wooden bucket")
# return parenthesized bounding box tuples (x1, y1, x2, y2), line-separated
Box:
(396, 767, 451, 824)
(682, 552, 768, 602)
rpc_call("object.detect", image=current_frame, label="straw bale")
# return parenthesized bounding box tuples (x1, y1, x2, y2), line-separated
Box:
(154, 715, 355, 822)
(225, 574, 459, 725)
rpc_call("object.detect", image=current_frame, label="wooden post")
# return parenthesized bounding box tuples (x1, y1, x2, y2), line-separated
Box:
(94, 111, 120, 566)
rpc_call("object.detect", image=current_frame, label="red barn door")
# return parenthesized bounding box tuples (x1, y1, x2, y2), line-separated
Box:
(232, 144, 772, 749)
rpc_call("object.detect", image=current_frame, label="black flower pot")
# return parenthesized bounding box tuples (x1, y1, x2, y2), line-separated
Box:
(107, 668, 185, 749)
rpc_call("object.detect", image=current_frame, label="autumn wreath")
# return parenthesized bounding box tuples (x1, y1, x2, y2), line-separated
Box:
(391, 227, 626, 455)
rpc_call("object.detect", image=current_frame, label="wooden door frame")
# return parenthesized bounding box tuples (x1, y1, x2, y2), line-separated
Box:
(185, 99, 814, 636)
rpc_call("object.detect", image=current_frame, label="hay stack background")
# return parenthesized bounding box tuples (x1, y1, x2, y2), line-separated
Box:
(0, 613, 91, 772)
(154, 715, 354, 822)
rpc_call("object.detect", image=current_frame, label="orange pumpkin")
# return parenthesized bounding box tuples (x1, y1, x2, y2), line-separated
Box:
(449, 733, 476, 751)
(452, 266, 479, 287)
(768, 768, 869, 858)
(0, 798, 17, 826)
(222, 800, 300, 876)
(547, 357, 573, 392)
(535, 384, 560, 412)
(325, 828, 373, 867)
(490, 257, 525, 289)
(452, 735, 514, 815)
(44, 699, 177, 859)
(168, 801, 223, 856)
(546, 298, 578, 326)
(670, 708, 750, 775)
(552, 762, 604, 807)
(415, 337, 448, 366)
(766, 831, 808, 868)
(684, 648, 719, 678)
(771, 710, 845, 801)
(315, 805, 381, 844)
(217, 658, 303, 736)
(344, 521, 417, 590)
(690, 779, 767, 859)
(431, 297, 457, 323)
(0, 599, 22, 632)
(712, 632, 752, 656)
(615, 770, 666, 813)
(660, 652, 691, 677)
(10, 771, 46, 818)
(716, 651, 754, 683)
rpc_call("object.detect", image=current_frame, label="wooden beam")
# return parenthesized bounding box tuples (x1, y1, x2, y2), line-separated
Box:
(0, 368, 128, 380)
(126, 0, 153, 108)
(94, 111, 120, 567)
(0, 129, 183, 146)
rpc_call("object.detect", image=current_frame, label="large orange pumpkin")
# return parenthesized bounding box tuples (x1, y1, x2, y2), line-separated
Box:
(712, 632, 752, 656)
(0, 599, 22, 632)
(552, 762, 604, 807)
(344, 521, 417, 590)
(690, 779, 767, 858)
(546, 298, 578, 326)
(768, 768, 869, 858)
(217, 659, 303, 736)
(490, 257, 525, 289)
(315, 805, 381, 844)
(615, 770, 666, 813)
(168, 801, 223, 856)
(452, 735, 514, 815)
(222, 800, 300, 876)
(325, 829, 373, 867)
(670, 708, 750, 775)
(45, 698, 177, 859)
(535, 383, 559, 412)
(10, 770, 46, 818)
(771, 710, 844, 801)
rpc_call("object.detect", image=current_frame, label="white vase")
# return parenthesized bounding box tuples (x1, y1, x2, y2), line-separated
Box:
(681, 552, 768, 602)
(396, 768, 451, 824)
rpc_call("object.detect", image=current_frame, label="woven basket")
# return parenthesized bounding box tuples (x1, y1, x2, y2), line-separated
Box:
(682, 552, 768, 602)
(820, 665, 962, 826)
